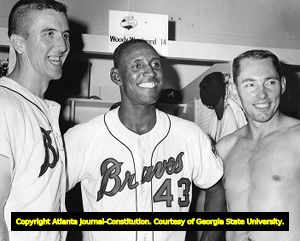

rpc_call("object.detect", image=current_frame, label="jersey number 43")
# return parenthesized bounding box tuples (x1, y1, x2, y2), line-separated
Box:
(153, 178, 191, 207)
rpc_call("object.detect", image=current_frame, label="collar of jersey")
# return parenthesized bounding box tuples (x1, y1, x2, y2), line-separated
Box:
(104, 108, 171, 150)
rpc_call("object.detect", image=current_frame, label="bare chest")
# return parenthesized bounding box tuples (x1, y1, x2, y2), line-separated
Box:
(223, 137, 300, 210)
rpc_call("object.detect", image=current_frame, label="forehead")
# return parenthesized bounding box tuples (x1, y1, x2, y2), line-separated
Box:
(237, 58, 278, 81)
(28, 9, 69, 32)
(121, 42, 159, 61)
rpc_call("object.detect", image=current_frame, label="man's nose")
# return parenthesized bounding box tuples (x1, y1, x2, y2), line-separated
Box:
(144, 65, 157, 77)
(57, 35, 69, 53)
(257, 85, 267, 99)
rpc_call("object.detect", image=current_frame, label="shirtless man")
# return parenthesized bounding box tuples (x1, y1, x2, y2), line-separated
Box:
(216, 49, 300, 241)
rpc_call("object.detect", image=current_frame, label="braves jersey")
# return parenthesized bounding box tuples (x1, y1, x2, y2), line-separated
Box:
(65, 108, 223, 241)
(0, 77, 66, 241)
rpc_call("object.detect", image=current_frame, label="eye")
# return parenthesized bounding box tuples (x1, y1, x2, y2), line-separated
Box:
(63, 32, 70, 41)
(152, 61, 161, 68)
(245, 83, 254, 88)
(132, 62, 143, 70)
(45, 30, 55, 38)
(265, 79, 277, 86)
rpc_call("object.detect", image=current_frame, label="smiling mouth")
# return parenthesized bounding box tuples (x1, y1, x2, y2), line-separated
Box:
(48, 56, 62, 66)
(254, 103, 270, 108)
(138, 82, 158, 88)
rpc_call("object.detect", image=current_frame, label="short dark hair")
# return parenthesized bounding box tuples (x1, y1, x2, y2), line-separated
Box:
(8, 0, 67, 39)
(113, 39, 157, 68)
(232, 49, 282, 84)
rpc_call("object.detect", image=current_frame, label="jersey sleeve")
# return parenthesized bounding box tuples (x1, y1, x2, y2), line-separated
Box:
(193, 128, 223, 189)
(0, 100, 16, 176)
(64, 125, 87, 191)
(0, 106, 11, 159)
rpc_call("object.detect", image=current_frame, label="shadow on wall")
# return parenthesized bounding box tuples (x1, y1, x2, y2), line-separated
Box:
(280, 63, 300, 120)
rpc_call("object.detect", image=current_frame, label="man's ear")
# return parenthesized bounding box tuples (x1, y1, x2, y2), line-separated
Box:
(280, 76, 286, 95)
(110, 67, 122, 86)
(9, 34, 25, 54)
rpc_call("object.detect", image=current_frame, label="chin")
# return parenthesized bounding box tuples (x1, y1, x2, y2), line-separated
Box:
(50, 72, 63, 80)
(253, 114, 274, 123)
(142, 99, 158, 106)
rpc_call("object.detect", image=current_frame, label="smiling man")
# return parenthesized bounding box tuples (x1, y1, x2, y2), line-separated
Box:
(0, 1, 70, 241)
(64, 39, 225, 241)
(216, 49, 300, 241)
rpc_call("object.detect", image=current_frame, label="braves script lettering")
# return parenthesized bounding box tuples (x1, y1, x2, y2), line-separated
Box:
(39, 127, 59, 177)
(97, 158, 138, 201)
(97, 152, 184, 201)
(141, 152, 184, 183)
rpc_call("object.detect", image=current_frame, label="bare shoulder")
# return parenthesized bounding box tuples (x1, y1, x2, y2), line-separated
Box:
(268, 115, 300, 157)
(288, 118, 300, 131)
(280, 115, 300, 136)
(289, 122, 300, 135)
(216, 126, 246, 161)
(283, 116, 300, 144)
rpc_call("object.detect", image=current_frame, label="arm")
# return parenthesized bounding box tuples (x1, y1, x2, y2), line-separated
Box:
(64, 124, 88, 192)
(200, 180, 226, 241)
(0, 155, 11, 241)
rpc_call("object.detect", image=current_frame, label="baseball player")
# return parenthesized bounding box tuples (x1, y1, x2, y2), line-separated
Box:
(64, 39, 225, 241)
(0, 1, 70, 241)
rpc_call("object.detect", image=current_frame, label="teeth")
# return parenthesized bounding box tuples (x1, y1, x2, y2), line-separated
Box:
(255, 103, 269, 108)
(138, 82, 156, 88)
(48, 56, 61, 64)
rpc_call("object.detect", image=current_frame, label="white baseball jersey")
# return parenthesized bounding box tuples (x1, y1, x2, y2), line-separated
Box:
(65, 107, 223, 241)
(0, 77, 66, 241)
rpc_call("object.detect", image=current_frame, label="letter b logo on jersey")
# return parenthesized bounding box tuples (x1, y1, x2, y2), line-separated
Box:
(39, 127, 59, 177)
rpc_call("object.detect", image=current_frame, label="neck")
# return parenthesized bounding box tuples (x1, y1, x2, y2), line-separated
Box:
(246, 112, 283, 139)
(7, 64, 49, 99)
(118, 104, 157, 135)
